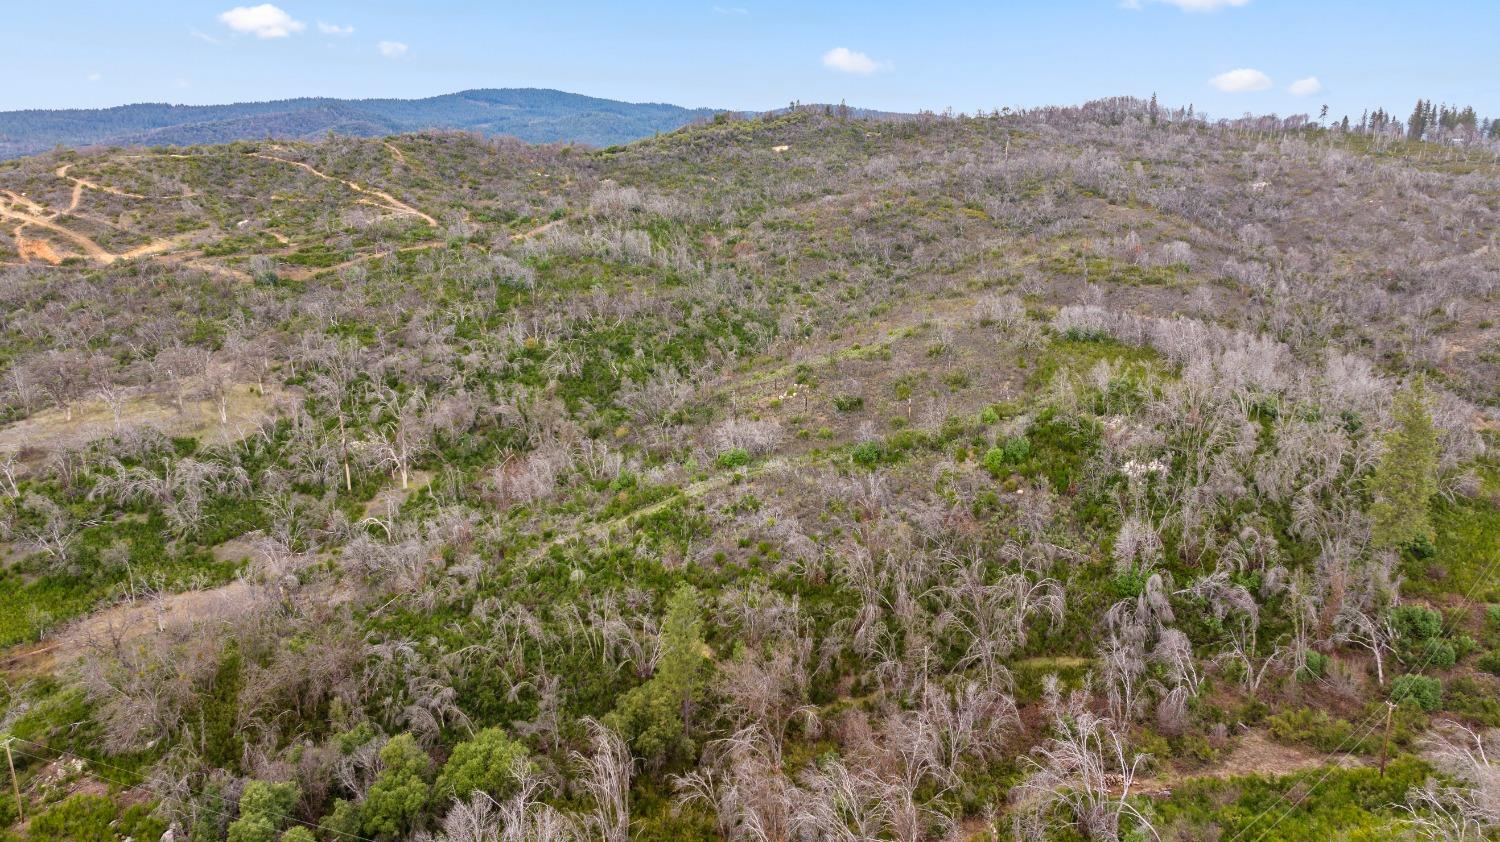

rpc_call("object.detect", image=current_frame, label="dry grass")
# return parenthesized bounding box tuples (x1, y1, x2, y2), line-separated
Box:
(1131, 731, 1366, 797)
(0, 382, 295, 463)
(2, 580, 260, 674)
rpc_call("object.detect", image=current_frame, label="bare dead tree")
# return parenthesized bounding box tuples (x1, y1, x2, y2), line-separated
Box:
(1011, 703, 1156, 841)
(1332, 601, 1398, 686)
(573, 718, 632, 842)
(934, 549, 1065, 689)
(1402, 722, 1500, 840)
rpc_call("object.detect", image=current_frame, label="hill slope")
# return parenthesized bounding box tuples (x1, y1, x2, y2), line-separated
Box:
(0, 87, 720, 158)
(0, 103, 1498, 841)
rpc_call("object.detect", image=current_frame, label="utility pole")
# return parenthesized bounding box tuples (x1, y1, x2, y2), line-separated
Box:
(339, 411, 352, 493)
(4, 737, 22, 823)
(1378, 701, 1396, 778)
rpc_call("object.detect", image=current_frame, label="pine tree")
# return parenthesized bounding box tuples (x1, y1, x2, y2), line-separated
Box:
(1408, 99, 1428, 140)
(604, 583, 709, 763)
(1369, 379, 1439, 549)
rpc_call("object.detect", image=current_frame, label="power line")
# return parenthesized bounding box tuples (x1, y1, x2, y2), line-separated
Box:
(1228, 540, 1500, 842)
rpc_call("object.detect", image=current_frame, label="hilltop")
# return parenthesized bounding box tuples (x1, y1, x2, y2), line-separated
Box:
(0, 88, 724, 158)
(0, 101, 1498, 841)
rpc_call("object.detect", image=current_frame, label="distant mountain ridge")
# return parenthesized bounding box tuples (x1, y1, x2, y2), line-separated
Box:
(0, 88, 723, 158)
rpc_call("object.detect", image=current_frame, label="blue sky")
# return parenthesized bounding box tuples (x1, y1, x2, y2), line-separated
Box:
(3, 1, 1496, 121)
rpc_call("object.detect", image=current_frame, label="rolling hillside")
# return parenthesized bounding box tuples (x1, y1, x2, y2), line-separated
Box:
(1, 102, 1498, 841)
(0, 88, 721, 158)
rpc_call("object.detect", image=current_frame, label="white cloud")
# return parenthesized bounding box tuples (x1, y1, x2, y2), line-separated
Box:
(1288, 76, 1322, 96)
(1209, 68, 1272, 92)
(1123, 0, 1251, 10)
(190, 27, 222, 44)
(822, 47, 884, 75)
(87, 72, 102, 82)
(377, 40, 409, 58)
(218, 4, 304, 38)
(713, 5, 749, 14)
(317, 21, 354, 35)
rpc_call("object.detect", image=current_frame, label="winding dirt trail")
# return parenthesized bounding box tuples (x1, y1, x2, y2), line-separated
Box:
(510, 217, 564, 242)
(55, 164, 149, 207)
(9, 151, 434, 269)
(247, 152, 437, 226)
(383, 141, 408, 166)
(0, 194, 116, 262)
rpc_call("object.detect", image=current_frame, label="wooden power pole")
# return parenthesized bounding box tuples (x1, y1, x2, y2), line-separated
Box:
(1378, 702, 1396, 778)
(4, 737, 21, 823)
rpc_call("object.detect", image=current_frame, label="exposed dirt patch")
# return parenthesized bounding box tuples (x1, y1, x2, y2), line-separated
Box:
(2, 580, 260, 674)
(0, 195, 114, 262)
(511, 217, 564, 241)
(362, 470, 435, 520)
(14, 229, 62, 264)
(1131, 730, 1366, 797)
(0, 383, 295, 466)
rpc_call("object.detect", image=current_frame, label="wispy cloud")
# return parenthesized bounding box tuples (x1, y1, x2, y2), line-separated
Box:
(1209, 68, 1272, 92)
(1122, 0, 1250, 10)
(1288, 76, 1322, 96)
(190, 27, 222, 45)
(713, 5, 749, 14)
(377, 40, 409, 58)
(317, 21, 354, 36)
(218, 4, 305, 38)
(822, 47, 885, 75)
(86, 72, 102, 82)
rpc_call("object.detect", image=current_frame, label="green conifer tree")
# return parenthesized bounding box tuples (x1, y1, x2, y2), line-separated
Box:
(1369, 379, 1439, 549)
(605, 583, 709, 763)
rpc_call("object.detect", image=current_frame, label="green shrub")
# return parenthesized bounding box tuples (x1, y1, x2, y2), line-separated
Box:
(1420, 638, 1458, 669)
(1391, 674, 1443, 712)
(318, 800, 362, 842)
(982, 436, 1032, 477)
(25, 794, 165, 842)
(228, 780, 301, 842)
(436, 727, 531, 801)
(1443, 676, 1500, 727)
(1298, 651, 1329, 681)
(362, 734, 432, 838)
(1485, 605, 1500, 645)
(715, 447, 751, 469)
(1392, 604, 1443, 643)
(1150, 757, 1427, 840)
(1392, 604, 1456, 667)
(1405, 533, 1437, 560)
(1477, 650, 1500, 676)
(1454, 634, 1479, 661)
(851, 441, 885, 469)
(1268, 707, 1365, 752)
(832, 394, 864, 412)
